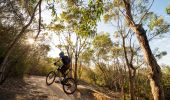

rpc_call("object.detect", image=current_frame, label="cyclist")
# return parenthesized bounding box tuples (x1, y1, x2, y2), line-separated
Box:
(58, 51, 71, 77)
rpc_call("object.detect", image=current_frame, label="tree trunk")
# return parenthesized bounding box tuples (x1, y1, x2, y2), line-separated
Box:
(120, 78, 126, 100)
(121, 30, 136, 100)
(69, 57, 73, 78)
(129, 77, 135, 100)
(134, 26, 164, 100)
(128, 66, 135, 100)
(74, 56, 78, 82)
(78, 61, 82, 79)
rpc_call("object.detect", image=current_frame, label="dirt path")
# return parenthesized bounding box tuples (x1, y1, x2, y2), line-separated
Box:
(0, 76, 119, 100)
(0, 76, 75, 100)
(24, 76, 75, 100)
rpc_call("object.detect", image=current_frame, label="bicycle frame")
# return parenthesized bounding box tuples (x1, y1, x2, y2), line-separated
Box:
(54, 64, 72, 79)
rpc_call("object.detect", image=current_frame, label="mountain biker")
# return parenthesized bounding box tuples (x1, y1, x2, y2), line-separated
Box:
(58, 51, 71, 77)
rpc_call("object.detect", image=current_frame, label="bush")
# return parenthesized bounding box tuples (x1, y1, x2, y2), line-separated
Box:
(80, 66, 97, 84)
(28, 60, 54, 76)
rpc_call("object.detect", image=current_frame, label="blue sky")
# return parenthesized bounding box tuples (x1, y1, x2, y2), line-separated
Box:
(46, 0, 170, 65)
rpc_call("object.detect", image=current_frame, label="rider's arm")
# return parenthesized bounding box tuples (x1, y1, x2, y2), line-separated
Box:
(54, 59, 61, 65)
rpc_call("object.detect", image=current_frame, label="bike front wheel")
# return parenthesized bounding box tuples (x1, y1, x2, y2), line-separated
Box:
(46, 71, 56, 86)
(62, 78, 77, 94)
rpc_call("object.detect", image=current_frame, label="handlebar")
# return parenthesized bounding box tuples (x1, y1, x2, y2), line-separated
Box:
(54, 62, 57, 65)
(54, 60, 60, 65)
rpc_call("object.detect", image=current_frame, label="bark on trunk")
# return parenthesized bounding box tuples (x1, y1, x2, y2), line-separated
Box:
(128, 65, 135, 100)
(74, 56, 78, 82)
(129, 77, 135, 100)
(69, 57, 73, 78)
(134, 26, 164, 100)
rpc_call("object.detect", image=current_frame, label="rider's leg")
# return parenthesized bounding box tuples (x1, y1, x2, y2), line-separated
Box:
(60, 65, 70, 84)
(55, 65, 65, 83)
(60, 65, 68, 77)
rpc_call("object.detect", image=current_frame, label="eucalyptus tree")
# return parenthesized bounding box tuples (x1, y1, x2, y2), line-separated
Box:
(102, 0, 170, 99)
(119, 29, 142, 100)
(48, 0, 104, 81)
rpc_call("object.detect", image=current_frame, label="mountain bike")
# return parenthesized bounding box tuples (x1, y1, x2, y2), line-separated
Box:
(46, 62, 77, 94)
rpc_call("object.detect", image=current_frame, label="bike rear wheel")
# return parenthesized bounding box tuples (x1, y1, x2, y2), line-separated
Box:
(62, 78, 77, 94)
(46, 71, 56, 86)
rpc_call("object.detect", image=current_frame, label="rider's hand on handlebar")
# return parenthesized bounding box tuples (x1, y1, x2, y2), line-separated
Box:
(54, 59, 60, 65)
(54, 62, 57, 65)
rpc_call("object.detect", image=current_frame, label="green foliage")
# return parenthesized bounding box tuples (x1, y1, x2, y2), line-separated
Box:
(48, 0, 104, 37)
(93, 33, 113, 57)
(93, 33, 112, 48)
(149, 16, 164, 31)
(166, 4, 170, 15)
(112, 0, 124, 8)
(49, 24, 65, 32)
(103, 13, 116, 23)
(111, 47, 124, 58)
(81, 48, 94, 64)
(28, 59, 54, 76)
(81, 66, 97, 84)
(161, 65, 170, 99)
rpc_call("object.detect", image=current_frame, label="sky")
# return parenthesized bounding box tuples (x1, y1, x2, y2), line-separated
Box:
(42, 0, 170, 66)
(149, 0, 170, 65)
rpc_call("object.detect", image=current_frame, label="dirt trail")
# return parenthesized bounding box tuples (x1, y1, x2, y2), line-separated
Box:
(0, 76, 119, 100)
(24, 76, 75, 100)
(0, 76, 75, 100)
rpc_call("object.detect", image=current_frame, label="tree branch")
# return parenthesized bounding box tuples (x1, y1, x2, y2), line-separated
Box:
(35, 0, 42, 40)
(138, 0, 154, 24)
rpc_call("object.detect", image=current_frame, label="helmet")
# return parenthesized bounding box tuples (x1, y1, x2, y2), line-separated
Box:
(59, 51, 64, 57)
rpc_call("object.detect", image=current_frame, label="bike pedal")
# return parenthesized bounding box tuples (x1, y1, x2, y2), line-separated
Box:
(55, 80, 60, 83)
